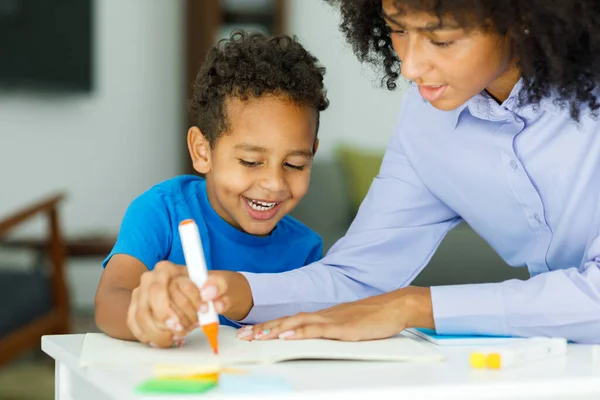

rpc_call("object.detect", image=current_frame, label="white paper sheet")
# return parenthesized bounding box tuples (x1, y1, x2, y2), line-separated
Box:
(80, 326, 444, 367)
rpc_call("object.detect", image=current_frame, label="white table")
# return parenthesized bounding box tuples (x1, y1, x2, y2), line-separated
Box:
(42, 333, 600, 400)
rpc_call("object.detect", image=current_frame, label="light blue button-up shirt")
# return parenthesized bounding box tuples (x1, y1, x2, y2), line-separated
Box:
(240, 80, 600, 344)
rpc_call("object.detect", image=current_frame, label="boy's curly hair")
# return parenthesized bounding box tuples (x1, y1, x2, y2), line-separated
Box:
(326, 0, 600, 119)
(189, 30, 329, 146)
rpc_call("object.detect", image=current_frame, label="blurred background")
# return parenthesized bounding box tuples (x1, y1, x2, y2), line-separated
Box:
(0, 1, 526, 398)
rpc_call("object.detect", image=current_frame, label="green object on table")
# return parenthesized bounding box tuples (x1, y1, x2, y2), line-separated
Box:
(135, 378, 217, 394)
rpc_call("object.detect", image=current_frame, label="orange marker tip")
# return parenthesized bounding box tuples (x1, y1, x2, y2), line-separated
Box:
(202, 323, 219, 355)
(180, 219, 195, 226)
(208, 336, 219, 355)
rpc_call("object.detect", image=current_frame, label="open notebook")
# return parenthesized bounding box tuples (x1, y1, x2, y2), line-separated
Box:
(80, 326, 444, 367)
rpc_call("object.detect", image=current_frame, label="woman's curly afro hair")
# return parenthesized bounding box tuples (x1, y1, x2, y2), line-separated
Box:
(326, 0, 600, 119)
(189, 30, 329, 146)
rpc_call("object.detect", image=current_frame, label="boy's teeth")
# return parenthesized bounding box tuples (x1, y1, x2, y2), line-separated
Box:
(246, 198, 278, 211)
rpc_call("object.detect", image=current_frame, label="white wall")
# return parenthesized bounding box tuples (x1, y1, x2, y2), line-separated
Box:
(286, 0, 409, 159)
(0, 0, 185, 238)
(0, 0, 404, 235)
(0, 0, 184, 311)
(0, 0, 406, 311)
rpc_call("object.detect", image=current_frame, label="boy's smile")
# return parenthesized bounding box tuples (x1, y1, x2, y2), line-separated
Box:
(189, 95, 318, 236)
(243, 197, 285, 221)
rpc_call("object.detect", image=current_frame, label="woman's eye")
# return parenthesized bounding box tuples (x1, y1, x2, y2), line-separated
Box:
(431, 40, 454, 48)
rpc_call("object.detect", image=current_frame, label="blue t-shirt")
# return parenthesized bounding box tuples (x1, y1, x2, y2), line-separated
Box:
(103, 175, 323, 327)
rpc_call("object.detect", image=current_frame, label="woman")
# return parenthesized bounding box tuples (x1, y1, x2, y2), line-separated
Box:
(130, 0, 600, 345)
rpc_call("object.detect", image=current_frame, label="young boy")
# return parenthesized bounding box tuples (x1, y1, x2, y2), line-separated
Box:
(94, 30, 329, 347)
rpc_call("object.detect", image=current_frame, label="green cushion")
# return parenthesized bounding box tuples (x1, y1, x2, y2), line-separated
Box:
(335, 144, 385, 212)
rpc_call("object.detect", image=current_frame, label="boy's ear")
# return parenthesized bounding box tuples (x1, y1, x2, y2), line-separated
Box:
(312, 138, 319, 155)
(187, 126, 212, 174)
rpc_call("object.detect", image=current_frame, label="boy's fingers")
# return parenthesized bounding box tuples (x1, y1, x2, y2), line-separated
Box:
(137, 273, 180, 347)
(151, 260, 187, 291)
(154, 260, 188, 278)
(202, 271, 252, 321)
(174, 277, 203, 310)
(127, 291, 148, 343)
(128, 320, 147, 344)
(128, 318, 151, 345)
(140, 265, 175, 322)
(168, 302, 193, 333)
(128, 263, 189, 348)
(147, 330, 176, 348)
(137, 310, 174, 348)
(143, 262, 188, 327)
(168, 284, 197, 330)
(147, 281, 178, 326)
(201, 274, 228, 301)
(178, 320, 199, 339)
(133, 289, 173, 347)
(215, 296, 230, 313)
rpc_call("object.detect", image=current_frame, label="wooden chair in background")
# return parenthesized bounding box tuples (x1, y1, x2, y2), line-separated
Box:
(0, 193, 70, 366)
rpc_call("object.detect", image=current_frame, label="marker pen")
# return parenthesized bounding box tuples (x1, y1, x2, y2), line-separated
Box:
(178, 219, 219, 354)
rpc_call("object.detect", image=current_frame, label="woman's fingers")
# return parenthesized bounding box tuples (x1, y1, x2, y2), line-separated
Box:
(265, 312, 328, 339)
(236, 317, 285, 340)
(238, 312, 327, 341)
(277, 323, 341, 340)
(237, 291, 416, 343)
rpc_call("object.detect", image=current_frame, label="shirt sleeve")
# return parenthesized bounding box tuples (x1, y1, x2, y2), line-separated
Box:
(103, 190, 172, 270)
(431, 227, 600, 344)
(240, 108, 462, 324)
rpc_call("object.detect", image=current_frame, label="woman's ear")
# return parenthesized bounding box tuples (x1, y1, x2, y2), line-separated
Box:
(187, 126, 212, 174)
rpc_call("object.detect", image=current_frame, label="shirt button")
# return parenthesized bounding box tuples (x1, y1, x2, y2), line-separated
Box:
(509, 160, 518, 170)
(534, 213, 542, 224)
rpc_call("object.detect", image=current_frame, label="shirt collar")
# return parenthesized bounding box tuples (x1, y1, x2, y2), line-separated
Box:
(452, 78, 560, 129)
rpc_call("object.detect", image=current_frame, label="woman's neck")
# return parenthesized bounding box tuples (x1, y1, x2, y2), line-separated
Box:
(485, 64, 521, 104)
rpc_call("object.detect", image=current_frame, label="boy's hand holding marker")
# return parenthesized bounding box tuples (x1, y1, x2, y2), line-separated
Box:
(126, 261, 253, 348)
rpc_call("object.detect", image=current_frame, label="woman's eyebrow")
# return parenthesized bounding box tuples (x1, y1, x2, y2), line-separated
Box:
(382, 12, 461, 32)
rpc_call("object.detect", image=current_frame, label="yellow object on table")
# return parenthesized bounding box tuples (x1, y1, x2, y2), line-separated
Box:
(469, 352, 487, 369)
(469, 338, 567, 370)
(154, 364, 246, 381)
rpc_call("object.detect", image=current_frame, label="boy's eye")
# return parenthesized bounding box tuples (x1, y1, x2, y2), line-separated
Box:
(284, 162, 306, 171)
(239, 159, 260, 168)
(391, 29, 407, 36)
